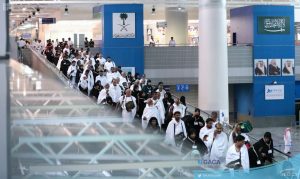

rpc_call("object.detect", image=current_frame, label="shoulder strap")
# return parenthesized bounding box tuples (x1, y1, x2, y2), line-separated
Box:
(174, 123, 175, 137)
(239, 151, 242, 165)
(181, 121, 184, 134)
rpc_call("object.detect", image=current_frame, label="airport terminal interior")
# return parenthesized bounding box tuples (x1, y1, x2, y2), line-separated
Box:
(1, 0, 300, 178)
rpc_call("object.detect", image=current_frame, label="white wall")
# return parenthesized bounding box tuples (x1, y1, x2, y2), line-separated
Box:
(39, 20, 101, 44)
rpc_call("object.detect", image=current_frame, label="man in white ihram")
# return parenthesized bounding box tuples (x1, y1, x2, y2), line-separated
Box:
(151, 92, 165, 126)
(97, 83, 110, 104)
(141, 98, 161, 130)
(104, 57, 116, 72)
(165, 111, 187, 147)
(226, 135, 249, 172)
(199, 118, 215, 150)
(109, 79, 122, 104)
(209, 123, 228, 163)
(119, 89, 137, 123)
(67, 60, 77, 88)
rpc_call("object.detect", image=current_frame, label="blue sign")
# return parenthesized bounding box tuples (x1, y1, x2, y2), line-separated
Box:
(41, 18, 56, 24)
(176, 84, 190, 92)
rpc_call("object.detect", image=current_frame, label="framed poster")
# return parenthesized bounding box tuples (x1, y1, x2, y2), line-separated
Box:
(254, 59, 267, 76)
(282, 59, 294, 76)
(112, 13, 135, 38)
(265, 85, 284, 100)
(268, 59, 281, 76)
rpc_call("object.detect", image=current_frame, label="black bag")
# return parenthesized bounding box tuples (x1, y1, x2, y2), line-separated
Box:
(125, 101, 135, 112)
(226, 152, 242, 170)
(174, 123, 185, 146)
(122, 96, 135, 112)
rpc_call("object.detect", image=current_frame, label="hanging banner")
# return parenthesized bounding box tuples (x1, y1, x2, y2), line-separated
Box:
(112, 13, 135, 38)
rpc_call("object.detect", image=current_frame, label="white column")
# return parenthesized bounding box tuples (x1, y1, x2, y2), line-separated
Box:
(198, 0, 229, 123)
(0, 0, 9, 177)
(165, 7, 188, 45)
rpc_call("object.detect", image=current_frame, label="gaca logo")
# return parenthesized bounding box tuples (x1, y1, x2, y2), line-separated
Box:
(198, 160, 221, 166)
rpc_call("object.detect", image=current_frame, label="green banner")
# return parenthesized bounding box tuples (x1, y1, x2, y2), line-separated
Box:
(257, 16, 290, 34)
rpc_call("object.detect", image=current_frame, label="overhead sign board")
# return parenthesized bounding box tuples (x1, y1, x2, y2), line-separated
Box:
(258, 16, 290, 34)
(176, 84, 190, 92)
(41, 18, 56, 24)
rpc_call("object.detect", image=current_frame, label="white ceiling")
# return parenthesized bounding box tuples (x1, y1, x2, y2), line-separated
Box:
(9, 0, 300, 29)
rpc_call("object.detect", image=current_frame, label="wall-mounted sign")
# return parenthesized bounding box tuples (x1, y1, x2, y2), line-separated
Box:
(41, 18, 56, 24)
(156, 21, 167, 28)
(265, 85, 284, 100)
(176, 84, 190, 92)
(258, 16, 290, 34)
(112, 13, 135, 38)
(22, 33, 32, 39)
(121, 67, 135, 76)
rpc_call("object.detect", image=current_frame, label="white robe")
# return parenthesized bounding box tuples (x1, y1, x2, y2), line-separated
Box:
(107, 72, 120, 83)
(87, 71, 94, 95)
(199, 126, 214, 149)
(56, 54, 64, 70)
(228, 132, 250, 149)
(95, 75, 108, 86)
(97, 88, 109, 104)
(97, 57, 106, 65)
(156, 89, 166, 100)
(104, 61, 116, 72)
(67, 65, 77, 86)
(209, 132, 228, 162)
(78, 78, 88, 89)
(226, 144, 249, 172)
(119, 96, 137, 123)
(141, 105, 161, 129)
(164, 119, 187, 147)
(172, 103, 186, 118)
(284, 129, 292, 153)
(153, 98, 165, 124)
(119, 76, 129, 88)
(109, 85, 122, 103)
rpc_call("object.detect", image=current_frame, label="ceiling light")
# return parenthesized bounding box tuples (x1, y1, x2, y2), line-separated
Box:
(16, 15, 20, 18)
(178, 6, 183, 11)
(151, 6, 155, 15)
(32, 11, 36, 16)
(22, 7, 26, 11)
(64, 5, 69, 15)
(36, 7, 40, 15)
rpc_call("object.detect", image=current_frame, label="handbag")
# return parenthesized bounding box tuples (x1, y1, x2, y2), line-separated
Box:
(174, 122, 185, 146)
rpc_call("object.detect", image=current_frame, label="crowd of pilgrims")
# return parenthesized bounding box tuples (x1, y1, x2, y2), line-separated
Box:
(35, 38, 276, 171)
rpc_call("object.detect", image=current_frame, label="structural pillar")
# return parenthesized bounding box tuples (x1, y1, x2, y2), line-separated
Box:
(198, 0, 229, 123)
(165, 7, 188, 45)
(0, 0, 10, 178)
